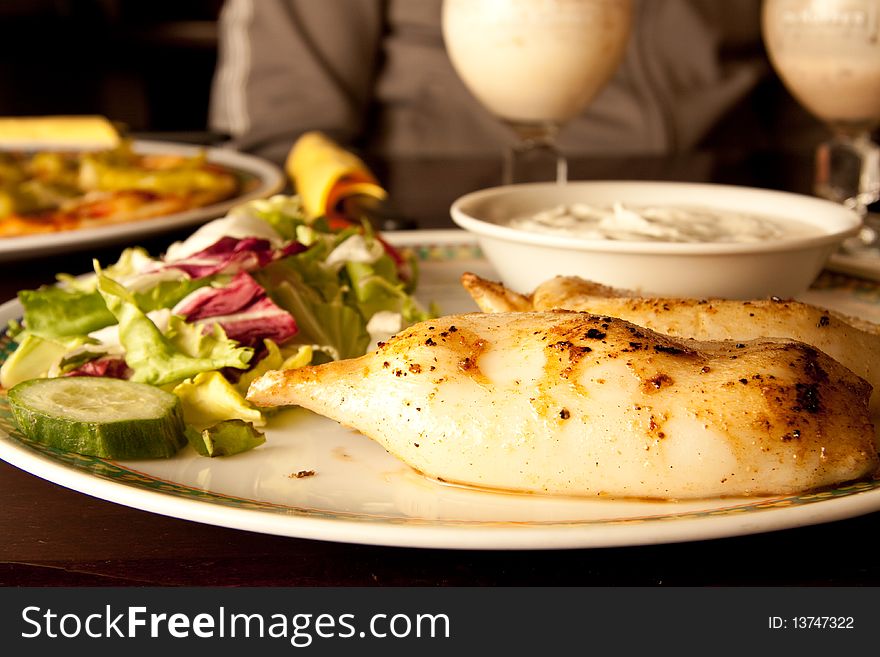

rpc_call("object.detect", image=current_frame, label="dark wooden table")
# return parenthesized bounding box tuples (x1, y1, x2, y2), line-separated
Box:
(3, 149, 879, 587)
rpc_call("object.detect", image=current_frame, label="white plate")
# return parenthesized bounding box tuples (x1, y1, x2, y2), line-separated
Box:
(1, 231, 880, 550)
(0, 140, 285, 262)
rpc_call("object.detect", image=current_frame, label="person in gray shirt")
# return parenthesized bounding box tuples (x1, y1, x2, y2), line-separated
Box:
(209, 0, 765, 165)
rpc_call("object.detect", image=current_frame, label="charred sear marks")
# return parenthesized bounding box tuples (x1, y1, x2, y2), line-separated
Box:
(459, 354, 480, 372)
(433, 324, 489, 380)
(549, 340, 593, 358)
(790, 345, 828, 414)
(548, 340, 594, 379)
(799, 346, 829, 383)
(381, 321, 489, 383)
(795, 383, 821, 414)
(648, 414, 667, 439)
(643, 373, 674, 392)
(653, 344, 687, 355)
(545, 315, 705, 386)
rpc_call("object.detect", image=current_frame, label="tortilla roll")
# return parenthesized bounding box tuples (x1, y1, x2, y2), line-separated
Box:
(286, 130, 387, 222)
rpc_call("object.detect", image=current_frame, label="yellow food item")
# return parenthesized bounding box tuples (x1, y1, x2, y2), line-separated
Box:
(286, 131, 386, 221)
(0, 116, 120, 151)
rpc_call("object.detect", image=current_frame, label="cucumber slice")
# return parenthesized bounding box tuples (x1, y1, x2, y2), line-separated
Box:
(7, 377, 187, 459)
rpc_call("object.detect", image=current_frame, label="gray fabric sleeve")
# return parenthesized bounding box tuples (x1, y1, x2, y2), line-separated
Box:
(210, 0, 383, 163)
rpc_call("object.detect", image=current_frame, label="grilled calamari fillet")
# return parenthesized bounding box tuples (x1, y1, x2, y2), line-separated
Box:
(247, 311, 878, 499)
(461, 272, 880, 418)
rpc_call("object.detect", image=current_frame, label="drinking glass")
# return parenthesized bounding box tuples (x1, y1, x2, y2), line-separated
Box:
(762, 0, 880, 249)
(442, 0, 633, 185)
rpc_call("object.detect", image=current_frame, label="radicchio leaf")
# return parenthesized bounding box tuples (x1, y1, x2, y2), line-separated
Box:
(64, 357, 133, 380)
(158, 235, 308, 280)
(174, 272, 298, 348)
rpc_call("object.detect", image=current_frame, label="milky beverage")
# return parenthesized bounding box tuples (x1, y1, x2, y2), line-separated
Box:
(763, 0, 880, 127)
(442, 0, 632, 125)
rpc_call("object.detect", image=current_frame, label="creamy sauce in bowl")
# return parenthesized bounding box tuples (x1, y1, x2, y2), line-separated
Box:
(507, 202, 824, 244)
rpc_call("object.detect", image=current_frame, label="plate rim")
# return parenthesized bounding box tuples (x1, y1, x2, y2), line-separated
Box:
(0, 139, 285, 261)
(1, 230, 880, 550)
(2, 425, 879, 550)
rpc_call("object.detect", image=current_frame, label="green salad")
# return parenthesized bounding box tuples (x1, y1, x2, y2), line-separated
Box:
(1, 194, 432, 458)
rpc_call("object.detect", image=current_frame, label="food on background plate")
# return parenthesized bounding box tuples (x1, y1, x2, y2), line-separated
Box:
(0, 117, 241, 238)
(247, 311, 878, 499)
(1, 194, 430, 458)
(462, 272, 880, 418)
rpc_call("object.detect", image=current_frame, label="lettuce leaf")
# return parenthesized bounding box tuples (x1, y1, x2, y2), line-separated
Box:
(344, 255, 432, 325)
(96, 268, 253, 386)
(185, 420, 266, 457)
(235, 340, 313, 396)
(19, 275, 208, 340)
(253, 258, 369, 361)
(19, 287, 116, 338)
(133, 276, 211, 313)
(175, 371, 267, 457)
(173, 371, 265, 431)
(103, 246, 156, 282)
(0, 333, 90, 388)
(164, 210, 286, 262)
(228, 194, 309, 241)
(53, 246, 155, 294)
(325, 233, 385, 270)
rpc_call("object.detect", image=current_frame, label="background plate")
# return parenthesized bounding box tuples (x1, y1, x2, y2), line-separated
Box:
(1, 231, 879, 550)
(0, 140, 285, 262)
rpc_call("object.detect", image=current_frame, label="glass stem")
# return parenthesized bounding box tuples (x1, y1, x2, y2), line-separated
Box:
(814, 130, 880, 217)
(502, 121, 567, 185)
(814, 129, 880, 249)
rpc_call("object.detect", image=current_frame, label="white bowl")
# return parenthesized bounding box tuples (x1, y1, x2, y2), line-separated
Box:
(449, 180, 861, 299)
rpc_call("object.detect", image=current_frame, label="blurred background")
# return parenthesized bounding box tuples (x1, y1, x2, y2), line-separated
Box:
(0, 0, 831, 154)
(0, 0, 222, 134)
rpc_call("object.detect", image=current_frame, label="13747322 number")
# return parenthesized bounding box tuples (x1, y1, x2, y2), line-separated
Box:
(768, 616, 854, 629)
